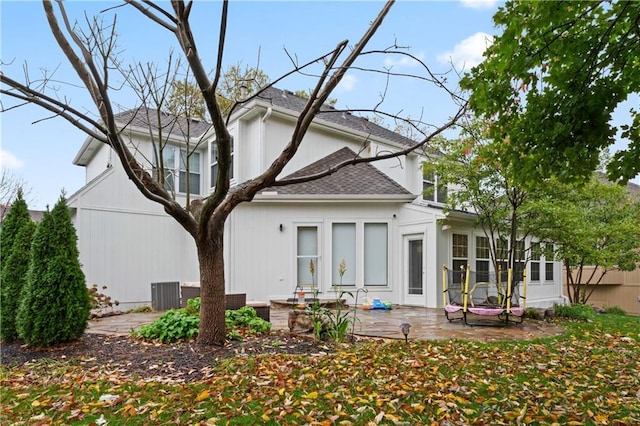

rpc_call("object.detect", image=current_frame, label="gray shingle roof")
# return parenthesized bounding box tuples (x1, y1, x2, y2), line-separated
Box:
(254, 87, 418, 147)
(262, 147, 413, 196)
(115, 88, 415, 146)
(115, 106, 210, 139)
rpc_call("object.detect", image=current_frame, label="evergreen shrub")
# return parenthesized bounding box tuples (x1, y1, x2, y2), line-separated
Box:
(0, 221, 36, 342)
(16, 195, 91, 346)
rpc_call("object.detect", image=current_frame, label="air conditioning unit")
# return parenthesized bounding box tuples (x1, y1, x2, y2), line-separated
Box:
(150, 281, 180, 311)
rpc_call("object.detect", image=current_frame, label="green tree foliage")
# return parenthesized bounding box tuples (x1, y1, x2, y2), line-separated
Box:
(17, 195, 90, 346)
(526, 177, 640, 304)
(294, 89, 338, 108)
(166, 80, 206, 120)
(424, 120, 539, 271)
(461, 1, 640, 184)
(167, 64, 270, 120)
(217, 63, 269, 116)
(0, 188, 31, 261)
(0, 220, 36, 342)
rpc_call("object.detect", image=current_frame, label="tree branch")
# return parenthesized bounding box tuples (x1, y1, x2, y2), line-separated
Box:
(125, 0, 178, 32)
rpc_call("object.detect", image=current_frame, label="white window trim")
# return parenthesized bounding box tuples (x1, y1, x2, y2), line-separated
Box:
(422, 173, 447, 204)
(328, 220, 391, 289)
(530, 241, 542, 284)
(294, 223, 322, 292)
(153, 145, 202, 196)
(209, 137, 235, 189)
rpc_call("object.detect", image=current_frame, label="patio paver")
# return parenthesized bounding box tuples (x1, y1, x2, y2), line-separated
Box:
(88, 305, 564, 341)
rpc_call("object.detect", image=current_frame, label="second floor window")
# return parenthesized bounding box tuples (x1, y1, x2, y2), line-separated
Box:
(179, 149, 201, 194)
(422, 173, 447, 204)
(210, 138, 234, 188)
(154, 146, 201, 195)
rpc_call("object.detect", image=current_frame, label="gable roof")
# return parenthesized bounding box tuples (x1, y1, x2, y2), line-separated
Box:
(73, 106, 211, 166)
(74, 87, 416, 166)
(253, 87, 418, 148)
(259, 147, 414, 197)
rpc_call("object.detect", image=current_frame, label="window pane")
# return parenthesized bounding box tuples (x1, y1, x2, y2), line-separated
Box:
(436, 184, 447, 203)
(452, 259, 467, 284)
(210, 142, 218, 188)
(157, 147, 175, 192)
(364, 223, 388, 286)
(332, 223, 356, 285)
(164, 172, 175, 192)
(476, 260, 490, 282)
(514, 261, 525, 281)
(476, 236, 490, 259)
(297, 227, 318, 287)
(179, 171, 200, 194)
(514, 240, 525, 260)
(545, 263, 554, 281)
(163, 147, 175, 168)
(180, 150, 200, 173)
(297, 227, 317, 256)
(452, 234, 468, 258)
(178, 151, 200, 194)
(210, 142, 218, 163)
(531, 262, 540, 281)
(211, 163, 218, 187)
(531, 242, 541, 261)
(408, 239, 423, 294)
(496, 238, 508, 261)
(422, 181, 434, 201)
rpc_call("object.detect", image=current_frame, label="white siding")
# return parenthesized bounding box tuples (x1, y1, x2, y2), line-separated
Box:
(75, 207, 198, 309)
(86, 143, 111, 182)
(70, 152, 199, 308)
(69, 103, 563, 309)
(228, 201, 403, 303)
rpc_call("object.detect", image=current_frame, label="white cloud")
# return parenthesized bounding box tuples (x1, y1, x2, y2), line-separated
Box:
(384, 52, 425, 69)
(0, 149, 25, 169)
(460, 0, 499, 9)
(437, 32, 493, 72)
(337, 74, 357, 92)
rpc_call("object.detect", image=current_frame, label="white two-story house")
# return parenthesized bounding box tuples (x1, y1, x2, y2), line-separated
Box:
(67, 87, 564, 310)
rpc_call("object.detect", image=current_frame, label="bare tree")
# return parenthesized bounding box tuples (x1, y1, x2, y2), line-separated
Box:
(0, 170, 32, 222)
(1, 0, 465, 345)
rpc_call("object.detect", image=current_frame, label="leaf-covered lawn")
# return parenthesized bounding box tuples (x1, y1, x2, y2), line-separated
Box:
(2, 315, 639, 425)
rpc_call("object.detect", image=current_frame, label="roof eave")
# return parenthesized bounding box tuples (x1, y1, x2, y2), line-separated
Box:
(72, 122, 210, 166)
(245, 98, 421, 155)
(253, 193, 416, 203)
(73, 135, 99, 166)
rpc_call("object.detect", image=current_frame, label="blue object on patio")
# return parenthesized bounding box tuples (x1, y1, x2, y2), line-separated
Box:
(371, 298, 392, 310)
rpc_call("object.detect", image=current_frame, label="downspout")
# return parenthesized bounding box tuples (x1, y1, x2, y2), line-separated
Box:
(260, 107, 273, 173)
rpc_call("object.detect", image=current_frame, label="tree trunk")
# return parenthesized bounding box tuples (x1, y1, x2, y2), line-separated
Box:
(565, 260, 574, 304)
(196, 225, 227, 346)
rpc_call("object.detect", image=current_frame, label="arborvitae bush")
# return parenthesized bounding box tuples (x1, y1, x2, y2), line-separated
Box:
(16, 195, 90, 346)
(0, 189, 31, 264)
(0, 190, 34, 343)
(0, 220, 36, 342)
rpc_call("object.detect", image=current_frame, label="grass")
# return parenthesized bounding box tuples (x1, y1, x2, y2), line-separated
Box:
(2, 313, 639, 425)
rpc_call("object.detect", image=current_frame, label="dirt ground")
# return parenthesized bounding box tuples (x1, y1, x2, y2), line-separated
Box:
(0, 332, 334, 382)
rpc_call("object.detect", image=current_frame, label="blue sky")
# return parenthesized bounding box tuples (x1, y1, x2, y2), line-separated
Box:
(1, 0, 637, 209)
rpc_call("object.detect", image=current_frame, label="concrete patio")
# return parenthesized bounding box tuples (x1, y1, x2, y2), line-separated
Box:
(88, 305, 564, 342)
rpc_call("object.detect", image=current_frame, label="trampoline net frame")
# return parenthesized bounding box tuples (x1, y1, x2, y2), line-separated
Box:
(443, 265, 525, 310)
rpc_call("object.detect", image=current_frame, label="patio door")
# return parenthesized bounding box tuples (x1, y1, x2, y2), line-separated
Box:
(403, 234, 425, 306)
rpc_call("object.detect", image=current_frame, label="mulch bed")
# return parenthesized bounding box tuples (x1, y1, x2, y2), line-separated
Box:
(0, 332, 333, 382)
